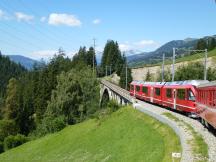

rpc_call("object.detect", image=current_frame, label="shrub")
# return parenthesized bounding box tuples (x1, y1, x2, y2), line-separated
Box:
(0, 120, 18, 141)
(34, 116, 66, 137)
(4, 134, 29, 151)
(107, 100, 120, 112)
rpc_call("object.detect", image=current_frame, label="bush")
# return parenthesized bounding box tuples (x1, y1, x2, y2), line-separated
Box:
(0, 120, 18, 141)
(4, 134, 29, 151)
(34, 116, 66, 137)
(107, 100, 120, 112)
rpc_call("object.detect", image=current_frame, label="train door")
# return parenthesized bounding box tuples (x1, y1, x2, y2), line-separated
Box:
(173, 89, 176, 109)
(150, 87, 154, 103)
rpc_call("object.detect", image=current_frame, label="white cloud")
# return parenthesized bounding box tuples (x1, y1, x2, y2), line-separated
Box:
(48, 13, 81, 27)
(119, 40, 159, 52)
(93, 19, 101, 24)
(135, 40, 157, 47)
(15, 12, 34, 22)
(40, 16, 46, 22)
(30, 50, 77, 60)
(0, 9, 9, 20)
(30, 50, 58, 60)
(0, 10, 4, 18)
(119, 43, 131, 51)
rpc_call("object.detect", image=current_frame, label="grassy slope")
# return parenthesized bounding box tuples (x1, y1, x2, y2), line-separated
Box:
(131, 48, 216, 68)
(0, 107, 181, 162)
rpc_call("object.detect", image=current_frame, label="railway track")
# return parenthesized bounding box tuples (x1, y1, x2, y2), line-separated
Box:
(101, 80, 216, 162)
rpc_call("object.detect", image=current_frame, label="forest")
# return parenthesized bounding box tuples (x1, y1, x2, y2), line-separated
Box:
(0, 40, 132, 153)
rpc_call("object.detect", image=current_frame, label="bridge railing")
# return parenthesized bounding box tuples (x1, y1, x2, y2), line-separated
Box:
(101, 79, 133, 103)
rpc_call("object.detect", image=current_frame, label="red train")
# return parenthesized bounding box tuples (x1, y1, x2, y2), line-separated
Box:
(196, 81, 216, 129)
(130, 80, 211, 119)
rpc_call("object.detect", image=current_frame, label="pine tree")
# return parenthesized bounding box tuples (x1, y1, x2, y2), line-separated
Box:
(145, 70, 152, 81)
(196, 39, 207, 50)
(119, 66, 133, 90)
(100, 40, 124, 76)
(208, 38, 216, 51)
(4, 78, 22, 134)
(5, 78, 21, 120)
(86, 47, 97, 67)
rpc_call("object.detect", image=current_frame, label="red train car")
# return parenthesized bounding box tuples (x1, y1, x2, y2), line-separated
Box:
(161, 81, 202, 116)
(130, 80, 208, 117)
(196, 81, 216, 129)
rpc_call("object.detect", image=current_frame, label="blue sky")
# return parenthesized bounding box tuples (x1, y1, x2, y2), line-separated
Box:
(0, 0, 215, 60)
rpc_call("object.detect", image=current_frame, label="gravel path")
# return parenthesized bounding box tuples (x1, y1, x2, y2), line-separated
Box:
(133, 99, 216, 162)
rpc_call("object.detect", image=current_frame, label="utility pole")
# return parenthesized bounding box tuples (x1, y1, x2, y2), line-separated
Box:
(204, 49, 208, 80)
(162, 53, 165, 82)
(93, 38, 96, 75)
(125, 65, 128, 89)
(172, 48, 176, 82)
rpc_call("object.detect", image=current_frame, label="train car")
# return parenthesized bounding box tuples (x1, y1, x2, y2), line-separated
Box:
(130, 81, 147, 99)
(196, 81, 216, 129)
(130, 80, 208, 117)
(161, 80, 208, 117)
(152, 82, 165, 105)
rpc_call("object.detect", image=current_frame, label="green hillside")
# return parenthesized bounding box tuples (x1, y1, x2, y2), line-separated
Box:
(131, 48, 216, 68)
(0, 107, 181, 162)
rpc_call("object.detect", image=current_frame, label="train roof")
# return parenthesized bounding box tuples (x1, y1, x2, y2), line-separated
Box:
(197, 81, 216, 88)
(165, 80, 209, 86)
(131, 80, 209, 86)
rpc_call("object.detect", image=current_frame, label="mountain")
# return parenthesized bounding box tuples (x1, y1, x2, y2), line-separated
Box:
(7, 55, 39, 70)
(127, 35, 216, 67)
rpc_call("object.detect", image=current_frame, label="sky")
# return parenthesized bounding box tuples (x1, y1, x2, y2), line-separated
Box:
(0, 0, 215, 60)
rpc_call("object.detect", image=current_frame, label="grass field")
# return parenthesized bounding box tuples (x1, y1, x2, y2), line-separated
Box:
(0, 107, 181, 162)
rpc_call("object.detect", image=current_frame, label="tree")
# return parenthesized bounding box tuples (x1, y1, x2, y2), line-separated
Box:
(119, 66, 133, 90)
(0, 54, 26, 97)
(46, 66, 99, 126)
(175, 62, 204, 80)
(86, 47, 97, 68)
(145, 70, 152, 81)
(100, 40, 124, 76)
(196, 39, 207, 50)
(208, 38, 216, 51)
(4, 78, 21, 121)
(156, 68, 172, 82)
(3, 78, 22, 135)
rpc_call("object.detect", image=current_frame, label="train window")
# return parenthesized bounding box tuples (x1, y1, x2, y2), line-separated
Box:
(188, 90, 195, 101)
(136, 86, 140, 92)
(166, 89, 172, 98)
(131, 85, 134, 91)
(177, 89, 185, 100)
(142, 87, 148, 94)
(155, 88, 161, 96)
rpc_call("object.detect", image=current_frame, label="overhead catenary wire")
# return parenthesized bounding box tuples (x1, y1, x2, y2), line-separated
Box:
(0, 1, 70, 50)
(18, 0, 77, 48)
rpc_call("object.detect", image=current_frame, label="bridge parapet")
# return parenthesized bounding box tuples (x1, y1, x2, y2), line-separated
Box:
(100, 79, 133, 105)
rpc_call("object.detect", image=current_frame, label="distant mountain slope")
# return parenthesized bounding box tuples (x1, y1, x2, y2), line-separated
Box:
(128, 35, 216, 67)
(7, 55, 39, 69)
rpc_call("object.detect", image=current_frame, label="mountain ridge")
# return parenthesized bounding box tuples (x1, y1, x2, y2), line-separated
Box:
(127, 35, 216, 67)
(6, 55, 39, 70)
